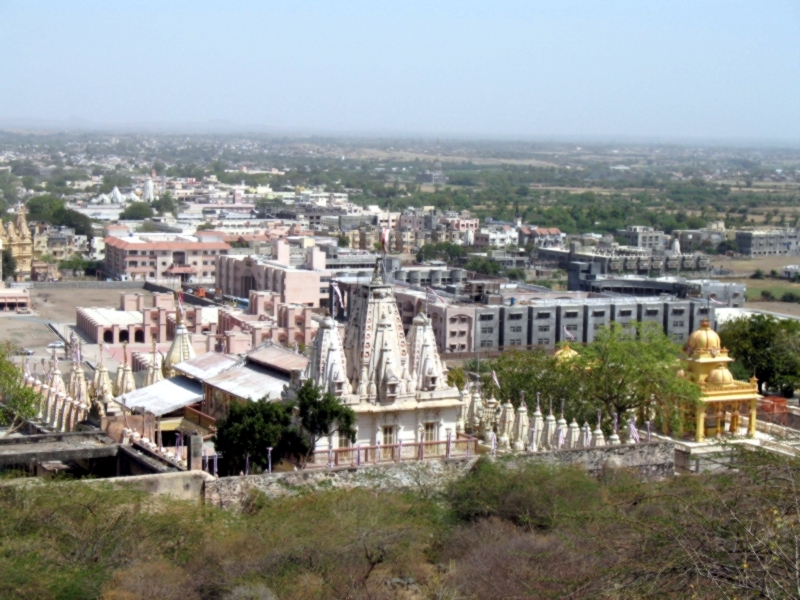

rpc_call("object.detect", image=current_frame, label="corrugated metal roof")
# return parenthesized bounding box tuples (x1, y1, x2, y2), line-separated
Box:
(118, 376, 203, 416)
(247, 345, 309, 374)
(174, 352, 239, 381)
(205, 363, 289, 402)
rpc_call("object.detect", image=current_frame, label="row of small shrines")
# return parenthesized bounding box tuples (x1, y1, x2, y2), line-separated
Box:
(458, 388, 643, 451)
(18, 338, 165, 431)
(19, 352, 196, 468)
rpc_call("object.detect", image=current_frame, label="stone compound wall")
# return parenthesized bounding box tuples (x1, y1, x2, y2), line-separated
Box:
(205, 441, 675, 510)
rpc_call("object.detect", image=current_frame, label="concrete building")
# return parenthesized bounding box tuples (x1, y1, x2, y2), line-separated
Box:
(518, 226, 563, 248)
(616, 226, 667, 250)
(474, 225, 518, 249)
(76, 292, 218, 345)
(333, 276, 714, 355)
(103, 231, 231, 282)
(216, 239, 388, 309)
(568, 264, 746, 308)
(735, 228, 800, 257)
(537, 242, 710, 274)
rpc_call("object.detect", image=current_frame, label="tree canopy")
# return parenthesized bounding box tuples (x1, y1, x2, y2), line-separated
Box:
(213, 399, 305, 475)
(0, 343, 39, 433)
(151, 191, 177, 216)
(119, 202, 154, 220)
(486, 322, 699, 435)
(720, 314, 800, 394)
(296, 379, 357, 462)
(2, 249, 17, 280)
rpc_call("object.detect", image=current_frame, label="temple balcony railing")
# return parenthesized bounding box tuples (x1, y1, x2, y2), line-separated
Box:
(304, 436, 479, 469)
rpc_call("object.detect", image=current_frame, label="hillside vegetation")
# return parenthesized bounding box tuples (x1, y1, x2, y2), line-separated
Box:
(0, 448, 798, 599)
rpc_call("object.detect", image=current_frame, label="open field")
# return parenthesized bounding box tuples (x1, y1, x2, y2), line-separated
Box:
(0, 287, 154, 360)
(711, 255, 800, 278)
(745, 301, 800, 318)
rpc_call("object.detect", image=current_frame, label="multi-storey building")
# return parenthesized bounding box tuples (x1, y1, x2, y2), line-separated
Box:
(335, 279, 715, 355)
(616, 225, 667, 250)
(735, 228, 800, 257)
(103, 231, 231, 282)
(474, 225, 518, 248)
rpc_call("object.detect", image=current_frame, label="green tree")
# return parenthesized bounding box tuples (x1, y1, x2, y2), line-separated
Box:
(213, 399, 306, 475)
(50, 207, 94, 237)
(195, 222, 216, 231)
(119, 202, 154, 220)
(484, 349, 582, 417)
(295, 379, 357, 465)
(2, 249, 17, 281)
(464, 257, 502, 276)
(573, 322, 701, 433)
(336, 233, 350, 248)
(446, 366, 467, 390)
(720, 314, 800, 394)
(25, 195, 65, 221)
(151, 191, 176, 216)
(0, 343, 39, 433)
(504, 267, 527, 281)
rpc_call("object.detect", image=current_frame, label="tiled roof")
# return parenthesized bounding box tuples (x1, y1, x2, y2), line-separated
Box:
(104, 237, 231, 251)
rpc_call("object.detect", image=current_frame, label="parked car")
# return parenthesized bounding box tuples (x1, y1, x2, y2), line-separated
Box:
(47, 341, 65, 349)
(13, 348, 34, 356)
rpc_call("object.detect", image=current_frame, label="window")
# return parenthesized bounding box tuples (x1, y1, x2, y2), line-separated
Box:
(592, 311, 605, 317)
(338, 430, 351, 448)
(509, 339, 522, 346)
(480, 340, 493, 347)
(593, 323, 602, 330)
(673, 321, 684, 327)
(509, 313, 523, 320)
(565, 324, 578, 332)
(320, 288, 327, 294)
(511, 326, 522, 333)
(538, 325, 550, 332)
(619, 310, 632, 317)
(424, 423, 438, 442)
(672, 309, 685, 315)
(537, 338, 550, 345)
(536, 312, 551, 319)
(564, 311, 579, 319)
(645, 309, 659, 316)
(481, 327, 494, 334)
(480, 314, 494, 321)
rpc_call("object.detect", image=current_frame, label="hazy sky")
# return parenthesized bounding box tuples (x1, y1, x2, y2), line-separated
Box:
(0, 0, 798, 141)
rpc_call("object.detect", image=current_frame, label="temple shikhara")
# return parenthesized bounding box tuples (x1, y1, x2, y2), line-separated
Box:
(0, 203, 33, 281)
(284, 261, 464, 452)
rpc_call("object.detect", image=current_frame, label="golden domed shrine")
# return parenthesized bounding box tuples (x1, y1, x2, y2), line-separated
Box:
(680, 319, 758, 442)
(554, 342, 579, 364)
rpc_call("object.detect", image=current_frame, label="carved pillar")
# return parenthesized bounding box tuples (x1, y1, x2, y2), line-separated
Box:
(748, 398, 757, 438)
(696, 405, 706, 443)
